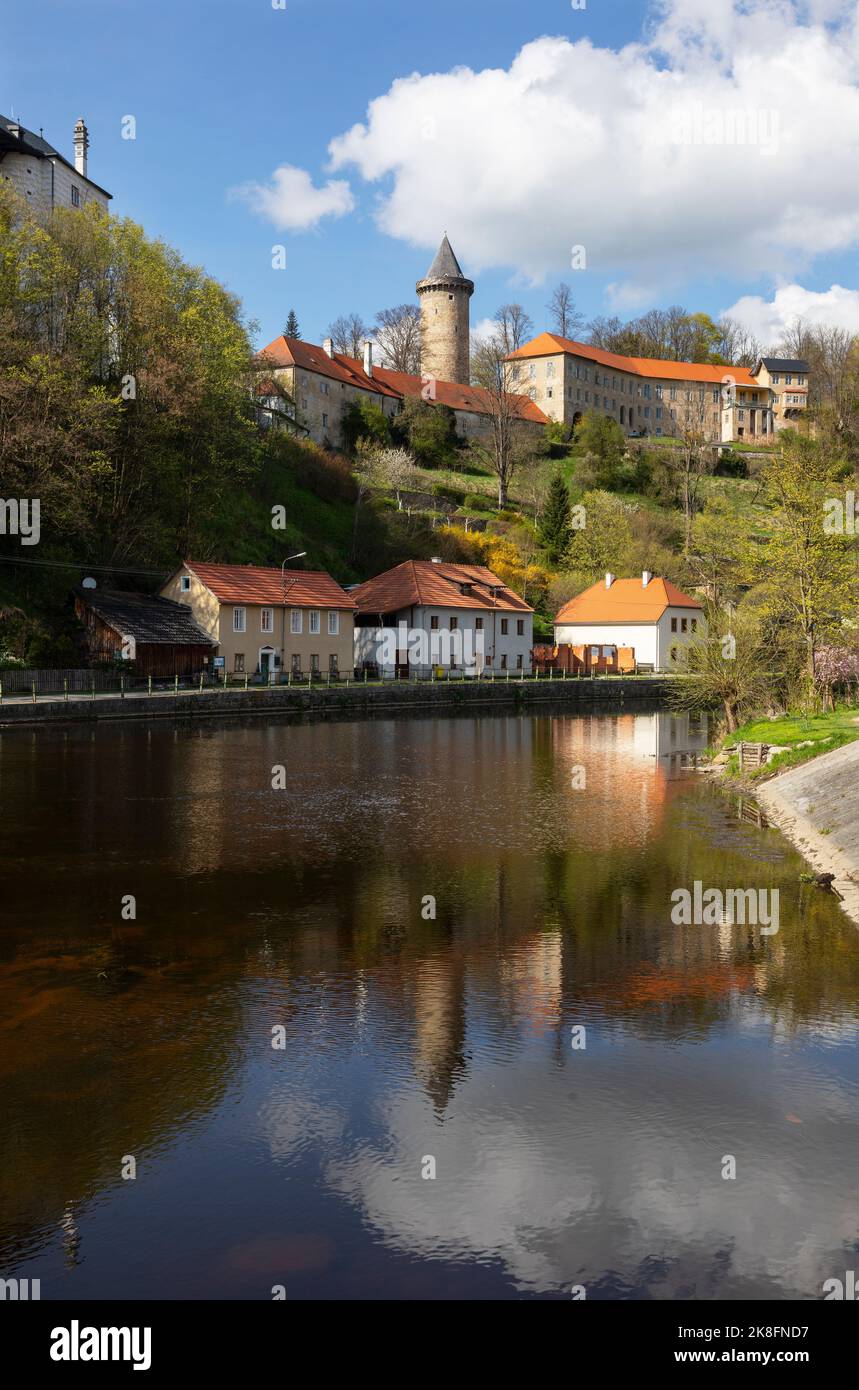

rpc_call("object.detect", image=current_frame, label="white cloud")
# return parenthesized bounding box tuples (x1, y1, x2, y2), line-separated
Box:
(230, 164, 354, 231)
(326, 0, 859, 293)
(722, 283, 859, 342)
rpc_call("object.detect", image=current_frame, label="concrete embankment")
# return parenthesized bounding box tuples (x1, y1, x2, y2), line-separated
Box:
(0, 676, 674, 728)
(756, 740, 859, 927)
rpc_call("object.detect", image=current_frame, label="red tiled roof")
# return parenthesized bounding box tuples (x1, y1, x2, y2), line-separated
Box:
(257, 337, 401, 400)
(351, 560, 534, 614)
(372, 366, 549, 424)
(256, 337, 549, 422)
(555, 576, 703, 625)
(508, 332, 759, 388)
(184, 562, 355, 609)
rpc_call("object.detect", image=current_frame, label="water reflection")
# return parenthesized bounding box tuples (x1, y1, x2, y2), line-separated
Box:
(1, 707, 858, 1300)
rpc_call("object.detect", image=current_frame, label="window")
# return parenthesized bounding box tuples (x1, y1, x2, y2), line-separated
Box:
(713, 388, 720, 402)
(547, 362, 555, 378)
(475, 617, 483, 631)
(656, 407, 662, 420)
(309, 611, 321, 635)
(234, 653, 245, 673)
(261, 607, 274, 634)
(450, 615, 459, 631)
(671, 647, 678, 662)
(691, 618, 698, 632)
(517, 619, 524, 636)
(290, 610, 302, 634)
(516, 655, 523, 670)
(681, 618, 688, 633)
(547, 387, 553, 399)
(786, 374, 793, 385)
(772, 374, 780, 384)
(501, 654, 508, 670)
(328, 611, 339, 635)
(670, 387, 677, 401)
(321, 382, 330, 395)
(310, 654, 320, 673)
(329, 654, 338, 673)
(180, 575, 191, 593)
(291, 653, 301, 674)
(71, 186, 81, 207)
(644, 407, 651, 418)
(233, 607, 246, 633)
(430, 615, 439, 630)
(671, 617, 678, 632)
(322, 413, 329, 428)
(501, 619, 509, 635)
(655, 385, 663, 400)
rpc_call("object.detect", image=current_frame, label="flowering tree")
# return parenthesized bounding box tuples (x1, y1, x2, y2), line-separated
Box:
(814, 646, 859, 710)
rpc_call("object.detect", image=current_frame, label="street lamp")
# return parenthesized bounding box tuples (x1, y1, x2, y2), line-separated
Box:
(281, 551, 307, 678)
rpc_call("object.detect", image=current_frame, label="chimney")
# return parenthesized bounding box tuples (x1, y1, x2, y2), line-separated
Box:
(73, 117, 89, 178)
(431, 556, 443, 564)
(363, 339, 373, 378)
(323, 337, 334, 358)
(605, 572, 615, 589)
(642, 570, 653, 588)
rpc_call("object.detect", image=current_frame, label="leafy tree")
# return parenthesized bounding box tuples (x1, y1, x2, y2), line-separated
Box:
(391, 396, 459, 467)
(539, 472, 572, 564)
(574, 412, 627, 489)
(341, 398, 390, 453)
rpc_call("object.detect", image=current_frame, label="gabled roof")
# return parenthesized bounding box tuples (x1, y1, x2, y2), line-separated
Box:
(351, 560, 534, 615)
(755, 357, 810, 374)
(509, 332, 760, 388)
(555, 577, 703, 625)
(256, 336, 548, 423)
(372, 365, 548, 424)
(183, 562, 355, 609)
(0, 114, 112, 199)
(75, 589, 215, 645)
(256, 337, 401, 400)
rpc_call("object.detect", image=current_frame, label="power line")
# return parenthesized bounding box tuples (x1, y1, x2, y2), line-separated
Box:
(0, 554, 170, 577)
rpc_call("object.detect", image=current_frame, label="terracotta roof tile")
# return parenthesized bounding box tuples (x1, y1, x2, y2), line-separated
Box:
(185, 562, 355, 608)
(555, 576, 703, 625)
(352, 560, 534, 615)
(509, 332, 760, 388)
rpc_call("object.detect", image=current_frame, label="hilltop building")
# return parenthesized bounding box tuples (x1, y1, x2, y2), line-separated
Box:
(0, 115, 111, 216)
(416, 234, 474, 385)
(507, 332, 809, 444)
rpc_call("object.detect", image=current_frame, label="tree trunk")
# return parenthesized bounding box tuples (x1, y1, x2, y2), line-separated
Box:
(723, 700, 738, 733)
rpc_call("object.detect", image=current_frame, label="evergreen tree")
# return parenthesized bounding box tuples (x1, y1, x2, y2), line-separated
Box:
(284, 309, 300, 339)
(540, 472, 572, 563)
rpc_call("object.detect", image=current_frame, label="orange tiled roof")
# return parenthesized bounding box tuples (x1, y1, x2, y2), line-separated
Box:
(352, 560, 534, 615)
(184, 562, 355, 609)
(508, 332, 760, 388)
(555, 576, 703, 625)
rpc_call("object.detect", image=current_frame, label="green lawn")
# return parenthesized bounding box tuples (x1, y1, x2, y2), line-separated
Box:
(723, 709, 859, 778)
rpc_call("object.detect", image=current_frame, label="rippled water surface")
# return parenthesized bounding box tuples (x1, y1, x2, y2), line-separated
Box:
(2, 708, 858, 1300)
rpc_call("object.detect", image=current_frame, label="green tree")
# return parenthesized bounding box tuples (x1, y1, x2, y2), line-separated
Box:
(539, 472, 572, 564)
(284, 309, 300, 339)
(574, 412, 627, 489)
(341, 398, 390, 453)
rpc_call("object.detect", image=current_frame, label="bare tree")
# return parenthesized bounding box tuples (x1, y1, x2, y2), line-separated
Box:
(547, 283, 584, 340)
(470, 329, 539, 507)
(494, 303, 534, 355)
(667, 386, 715, 554)
(374, 304, 421, 373)
(328, 313, 371, 359)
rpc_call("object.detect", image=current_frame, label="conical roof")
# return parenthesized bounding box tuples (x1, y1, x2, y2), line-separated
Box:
(417, 235, 474, 292)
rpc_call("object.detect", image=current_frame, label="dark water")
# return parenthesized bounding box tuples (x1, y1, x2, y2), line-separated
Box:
(1, 707, 859, 1301)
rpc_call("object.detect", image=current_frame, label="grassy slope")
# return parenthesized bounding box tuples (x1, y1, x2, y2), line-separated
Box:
(722, 710, 859, 779)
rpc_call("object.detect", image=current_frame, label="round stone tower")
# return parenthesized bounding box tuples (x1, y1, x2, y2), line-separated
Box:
(416, 234, 474, 385)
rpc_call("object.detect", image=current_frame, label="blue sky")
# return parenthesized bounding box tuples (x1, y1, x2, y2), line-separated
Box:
(3, 0, 858, 352)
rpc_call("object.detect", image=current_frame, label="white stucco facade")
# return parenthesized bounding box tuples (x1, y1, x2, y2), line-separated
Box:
(356, 605, 533, 676)
(555, 607, 705, 671)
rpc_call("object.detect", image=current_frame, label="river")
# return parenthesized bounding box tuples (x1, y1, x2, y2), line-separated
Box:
(1, 707, 858, 1300)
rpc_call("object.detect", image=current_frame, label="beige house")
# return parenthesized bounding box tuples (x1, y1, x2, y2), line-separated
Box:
(506, 332, 808, 444)
(752, 357, 810, 433)
(161, 561, 356, 678)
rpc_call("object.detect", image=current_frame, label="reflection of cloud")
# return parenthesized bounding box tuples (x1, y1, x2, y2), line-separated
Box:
(321, 1047, 859, 1297)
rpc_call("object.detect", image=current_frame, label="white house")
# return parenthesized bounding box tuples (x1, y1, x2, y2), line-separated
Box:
(554, 572, 706, 672)
(351, 559, 534, 677)
(1, 115, 111, 217)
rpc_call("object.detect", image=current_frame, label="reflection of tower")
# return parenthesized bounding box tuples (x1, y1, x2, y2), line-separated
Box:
(413, 956, 468, 1114)
(416, 235, 474, 384)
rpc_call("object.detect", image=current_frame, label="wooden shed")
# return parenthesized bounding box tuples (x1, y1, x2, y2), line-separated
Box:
(74, 588, 216, 678)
